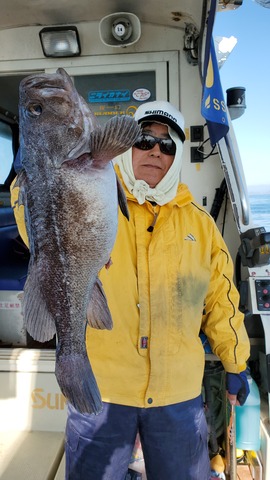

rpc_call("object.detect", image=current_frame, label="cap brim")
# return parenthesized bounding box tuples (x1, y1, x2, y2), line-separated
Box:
(138, 115, 185, 142)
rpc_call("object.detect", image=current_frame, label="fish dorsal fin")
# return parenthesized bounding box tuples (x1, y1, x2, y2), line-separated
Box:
(90, 115, 140, 165)
(87, 278, 113, 330)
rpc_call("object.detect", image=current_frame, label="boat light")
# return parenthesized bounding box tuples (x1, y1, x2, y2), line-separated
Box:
(39, 26, 81, 57)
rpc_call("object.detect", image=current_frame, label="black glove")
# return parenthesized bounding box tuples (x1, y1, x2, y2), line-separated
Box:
(226, 371, 250, 406)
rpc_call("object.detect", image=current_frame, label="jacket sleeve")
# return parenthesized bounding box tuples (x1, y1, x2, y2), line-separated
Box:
(10, 178, 29, 248)
(201, 223, 250, 373)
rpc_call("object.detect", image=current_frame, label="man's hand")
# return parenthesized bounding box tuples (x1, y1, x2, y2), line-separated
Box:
(226, 371, 250, 406)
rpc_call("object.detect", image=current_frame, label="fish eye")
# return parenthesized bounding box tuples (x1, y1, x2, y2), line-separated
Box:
(27, 104, 42, 117)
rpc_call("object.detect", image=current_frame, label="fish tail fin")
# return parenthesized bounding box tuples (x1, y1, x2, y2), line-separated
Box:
(55, 350, 102, 415)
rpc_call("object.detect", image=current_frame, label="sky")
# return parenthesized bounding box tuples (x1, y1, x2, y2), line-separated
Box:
(213, 0, 270, 187)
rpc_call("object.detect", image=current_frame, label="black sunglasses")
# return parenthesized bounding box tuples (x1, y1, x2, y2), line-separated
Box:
(134, 133, 176, 156)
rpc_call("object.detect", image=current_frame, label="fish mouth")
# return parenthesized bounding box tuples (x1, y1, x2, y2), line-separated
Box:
(22, 78, 67, 93)
(21, 68, 73, 93)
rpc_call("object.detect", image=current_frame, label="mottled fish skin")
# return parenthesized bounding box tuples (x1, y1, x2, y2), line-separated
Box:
(17, 68, 140, 414)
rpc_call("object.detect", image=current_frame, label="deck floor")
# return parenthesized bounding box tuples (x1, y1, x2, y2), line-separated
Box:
(0, 430, 64, 480)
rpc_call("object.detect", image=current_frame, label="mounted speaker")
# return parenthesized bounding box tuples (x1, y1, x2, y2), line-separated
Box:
(99, 12, 141, 47)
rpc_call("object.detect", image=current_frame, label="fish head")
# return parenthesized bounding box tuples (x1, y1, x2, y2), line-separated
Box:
(19, 68, 96, 167)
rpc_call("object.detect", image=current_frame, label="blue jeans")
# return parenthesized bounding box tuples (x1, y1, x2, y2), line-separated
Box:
(65, 395, 210, 480)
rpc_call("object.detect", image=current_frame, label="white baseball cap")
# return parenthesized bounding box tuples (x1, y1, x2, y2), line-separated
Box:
(134, 100, 185, 142)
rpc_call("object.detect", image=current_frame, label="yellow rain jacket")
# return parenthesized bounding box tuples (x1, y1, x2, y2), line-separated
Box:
(86, 167, 250, 407)
(11, 167, 250, 408)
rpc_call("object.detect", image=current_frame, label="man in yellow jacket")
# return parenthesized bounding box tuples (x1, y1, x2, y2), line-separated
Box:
(12, 100, 250, 480)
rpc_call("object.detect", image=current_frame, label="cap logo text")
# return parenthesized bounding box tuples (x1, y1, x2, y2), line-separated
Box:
(145, 109, 178, 124)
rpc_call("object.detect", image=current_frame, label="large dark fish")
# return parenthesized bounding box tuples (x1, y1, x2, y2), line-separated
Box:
(16, 68, 140, 414)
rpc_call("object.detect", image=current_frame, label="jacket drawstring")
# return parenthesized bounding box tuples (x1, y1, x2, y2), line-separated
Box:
(147, 212, 159, 232)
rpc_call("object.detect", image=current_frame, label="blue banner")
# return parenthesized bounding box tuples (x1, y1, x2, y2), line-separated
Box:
(201, 0, 229, 146)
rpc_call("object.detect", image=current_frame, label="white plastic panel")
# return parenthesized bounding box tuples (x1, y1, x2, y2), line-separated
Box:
(0, 349, 66, 432)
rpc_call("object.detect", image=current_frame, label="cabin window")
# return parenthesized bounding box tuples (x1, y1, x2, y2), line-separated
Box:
(74, 71, 156, 124)
(0, 121, 13, 184)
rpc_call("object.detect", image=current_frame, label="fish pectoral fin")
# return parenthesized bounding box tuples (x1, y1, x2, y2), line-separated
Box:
(23, 265, 56, 342)
(90, 115, 141, 164)
(87, 278, 113, 330)
(116, 174, 129, 220)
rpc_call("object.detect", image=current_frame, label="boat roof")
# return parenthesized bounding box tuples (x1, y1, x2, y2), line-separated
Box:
(0, 0, 205, 31)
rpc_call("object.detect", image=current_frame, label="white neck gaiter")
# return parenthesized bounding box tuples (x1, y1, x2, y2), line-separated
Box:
(117, 127, 183, 205)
